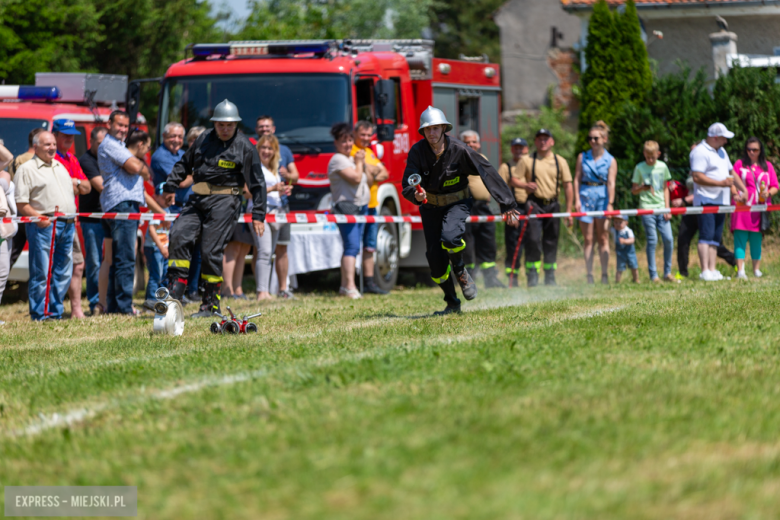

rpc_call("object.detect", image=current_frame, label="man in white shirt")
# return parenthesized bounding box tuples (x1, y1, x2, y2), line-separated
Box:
(14, 131, 78, 319)
(689, 123, 746, 281)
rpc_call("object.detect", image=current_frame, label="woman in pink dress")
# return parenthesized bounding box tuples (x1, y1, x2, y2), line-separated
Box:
(731, 136, 779, 279)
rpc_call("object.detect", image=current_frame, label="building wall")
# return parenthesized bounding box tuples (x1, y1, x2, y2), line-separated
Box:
(643, 15, 780, 78)
(495, 0, 581, 113)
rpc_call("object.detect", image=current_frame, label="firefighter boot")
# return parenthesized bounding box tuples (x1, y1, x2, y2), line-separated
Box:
(482, 266, 507, 289)
(167, 277, 188, 304)
(544, 269, 557, 286)
(191, 282, 222, 318)
(449, 251, 477, 301)
(526, 268, 539, 288)
(434, 277, 461, 316)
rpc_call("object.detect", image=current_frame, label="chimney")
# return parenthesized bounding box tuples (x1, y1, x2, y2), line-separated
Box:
(710, 30, 737, 79)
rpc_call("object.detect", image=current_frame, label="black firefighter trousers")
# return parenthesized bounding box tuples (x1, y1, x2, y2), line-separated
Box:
(524, 199, 560, 272)
(463, 200, 497, 272)
(167, 194, 242, 285)
(420, 199, 472, 305)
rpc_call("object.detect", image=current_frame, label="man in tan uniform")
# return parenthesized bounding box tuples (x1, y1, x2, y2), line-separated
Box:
(499, 137, 529, 287)
(514, 129, 573, 287)
(460, 130, 504, 288)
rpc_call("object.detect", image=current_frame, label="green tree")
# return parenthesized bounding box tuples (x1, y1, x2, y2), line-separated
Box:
(615, 0, 651, 106)
(0, 0, 101, 84)
(713, 64, 780, 164)
(501, 106, 576, 169)
(610, 65, 715, 170)
(578, 0, 651, 151)
(91, 0, 223, 80)
(427, 0, 504, 63)
(235, 0, 431, 40)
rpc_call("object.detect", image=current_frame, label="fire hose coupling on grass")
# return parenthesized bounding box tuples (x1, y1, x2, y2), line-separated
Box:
(152, 287, 185, 336)
(210, 306, 261, 335)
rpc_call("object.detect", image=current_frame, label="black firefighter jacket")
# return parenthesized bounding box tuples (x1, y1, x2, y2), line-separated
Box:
(164, 129, 267, 222)
(401, 135, 517, 214)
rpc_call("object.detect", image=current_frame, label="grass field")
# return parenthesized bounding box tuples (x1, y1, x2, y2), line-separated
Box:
(2, 257, 780, 519)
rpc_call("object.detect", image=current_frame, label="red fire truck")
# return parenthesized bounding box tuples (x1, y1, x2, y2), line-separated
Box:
(151, 39, 502, 290)
(0, 73, 148, 289)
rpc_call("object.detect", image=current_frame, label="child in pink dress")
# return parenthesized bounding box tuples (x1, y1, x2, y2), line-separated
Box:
(731, 137, 779, 279)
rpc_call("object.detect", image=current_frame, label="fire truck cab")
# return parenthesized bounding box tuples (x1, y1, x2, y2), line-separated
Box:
(0, 73, 146, 285)
(155, 39, 501, 290)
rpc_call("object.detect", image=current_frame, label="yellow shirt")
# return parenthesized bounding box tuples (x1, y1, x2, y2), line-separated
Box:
(351, 144, 382, 208)
(517, 153, 572, 201)
(498, 160, 528, 204)
(466, 152, 491, 201)
(9, 151, 34, 176)
(14, 155, 77, 215)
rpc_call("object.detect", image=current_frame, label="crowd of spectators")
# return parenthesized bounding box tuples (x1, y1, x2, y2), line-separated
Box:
(0, 111, 312, 321)
(0, 113, 775, 321)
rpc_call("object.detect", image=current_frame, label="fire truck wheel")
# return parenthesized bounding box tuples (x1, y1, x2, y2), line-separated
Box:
(374, 204, 399, 291)
(224, 321, 240, 334)
(245, 323, 258, 333)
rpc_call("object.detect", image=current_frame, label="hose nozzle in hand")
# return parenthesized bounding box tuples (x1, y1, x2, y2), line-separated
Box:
(408, 174, 427, 204)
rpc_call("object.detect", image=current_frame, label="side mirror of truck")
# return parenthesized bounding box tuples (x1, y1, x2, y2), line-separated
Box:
(374, 80, 396, 142)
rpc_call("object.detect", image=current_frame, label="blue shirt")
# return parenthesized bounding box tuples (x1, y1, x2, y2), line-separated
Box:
(151, 145, 189, 203)
(98, 133, 145, 212)
(279, 144, 294, 169)
(279, 144, 294, 206)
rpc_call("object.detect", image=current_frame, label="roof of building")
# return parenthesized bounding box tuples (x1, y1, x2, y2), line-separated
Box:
(561, 0, 774, 10)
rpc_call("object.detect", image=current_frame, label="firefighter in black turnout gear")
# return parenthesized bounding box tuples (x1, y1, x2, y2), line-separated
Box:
(460, 130, 505, 289)
(402, 106, 519, 315)
(163, 99, 267, 318)
(516, 129, 573, 287)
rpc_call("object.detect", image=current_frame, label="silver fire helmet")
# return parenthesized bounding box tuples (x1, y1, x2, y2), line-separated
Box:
(418, 106, 452, 136)
(210, 99, 242, 122)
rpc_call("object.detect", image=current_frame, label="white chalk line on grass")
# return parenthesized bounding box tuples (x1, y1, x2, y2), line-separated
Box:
(8, 304, 627, 438)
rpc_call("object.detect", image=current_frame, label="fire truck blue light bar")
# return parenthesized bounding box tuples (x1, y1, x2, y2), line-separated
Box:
(192, 41, 334, 58)
(0, 86, 60, 101)
(192, 44, 231, 57)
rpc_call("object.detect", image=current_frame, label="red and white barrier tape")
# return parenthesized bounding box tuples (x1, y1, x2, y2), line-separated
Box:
(4, 204, 780, 224)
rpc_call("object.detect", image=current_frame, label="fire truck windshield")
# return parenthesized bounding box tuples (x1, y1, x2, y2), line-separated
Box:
(0, 118, 49, 156)
(161, 73, 350, 153)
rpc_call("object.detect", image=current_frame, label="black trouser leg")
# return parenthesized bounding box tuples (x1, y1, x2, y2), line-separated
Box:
(541, 201, 561, 271)
(167, 201, 204, 282)
(463, 221, 475, 270)
(525, 200, 559, 271)
(441, 200, 471, 273)
(421, 205, 450, 283)
(717, 243, 736, 267)
(198, 195, 242, 284)
(421, 200, 470, 305)
(677, 214, 697, 277)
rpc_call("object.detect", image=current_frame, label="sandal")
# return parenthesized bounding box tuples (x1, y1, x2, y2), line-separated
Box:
(338, 287, 362, 299)
(587, 274, 594, 284)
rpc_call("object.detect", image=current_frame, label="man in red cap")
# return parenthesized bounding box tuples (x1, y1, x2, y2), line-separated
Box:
(53, 119, 91, 318)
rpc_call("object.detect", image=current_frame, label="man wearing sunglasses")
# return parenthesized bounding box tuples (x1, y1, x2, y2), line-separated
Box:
(514, 129, 573, 287)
